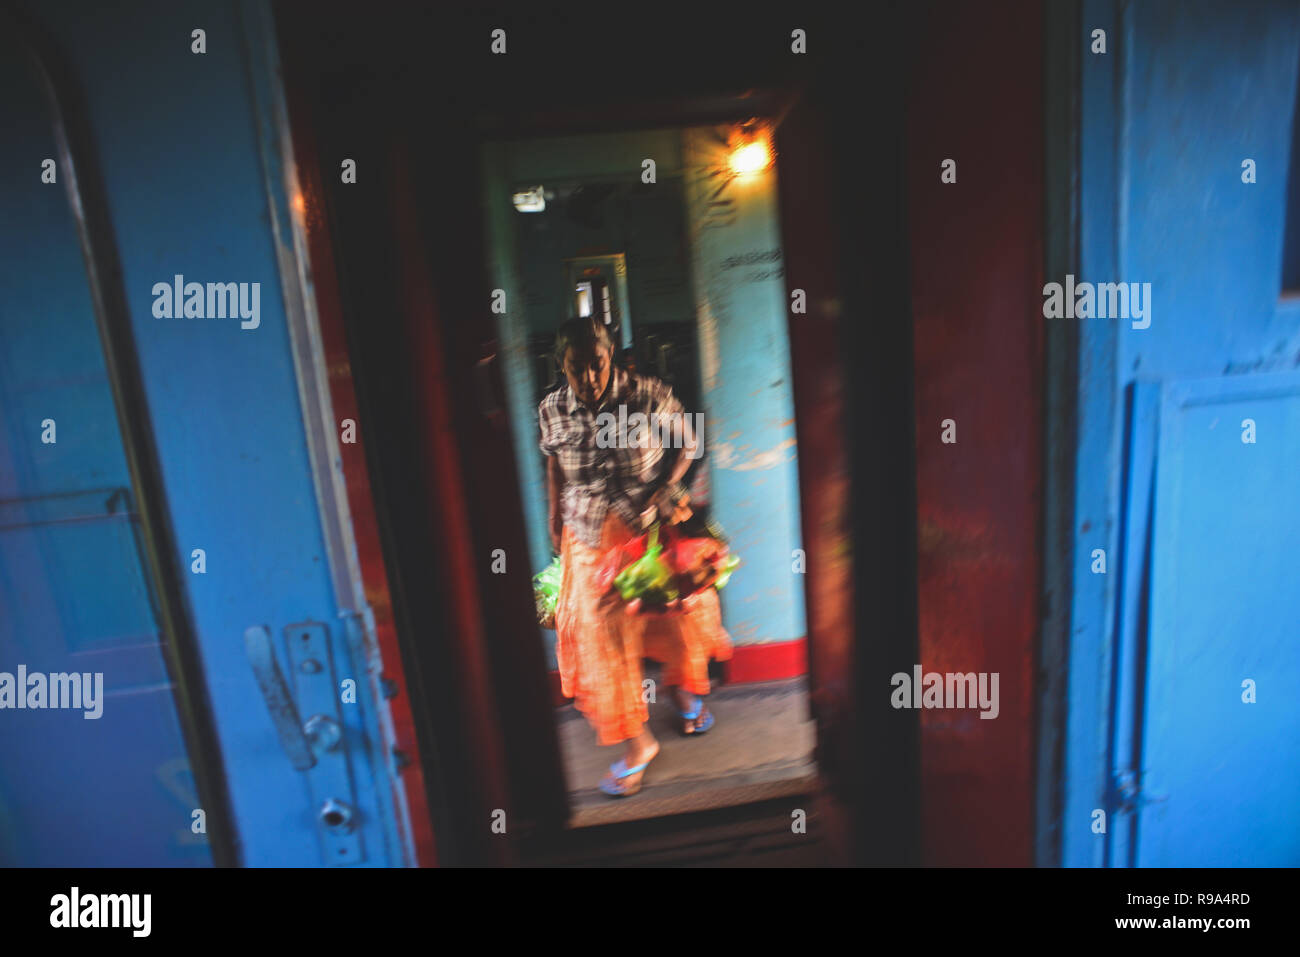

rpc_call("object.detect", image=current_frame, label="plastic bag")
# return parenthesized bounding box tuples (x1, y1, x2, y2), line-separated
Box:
(604, 522, 740, 615)
(533, 555, 563, 628)
(613, 524, 679, 605)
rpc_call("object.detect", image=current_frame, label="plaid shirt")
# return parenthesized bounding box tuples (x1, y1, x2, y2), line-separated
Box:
(538, 367, 692, 548)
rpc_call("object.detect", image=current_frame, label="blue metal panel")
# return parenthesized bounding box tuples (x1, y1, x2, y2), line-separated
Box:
(1135, 371, 1300, 865)
(1064, 0, 1300, 867)
(1107, 381, 1162, 867)
(1119, 0, 1300, 381)
(1107, 0, 1300, 868)
(236, 0, 399, 865)
(0, 40, 209, 866)
(1063, 0, 1124, 868)
(17, 0, 400, 865)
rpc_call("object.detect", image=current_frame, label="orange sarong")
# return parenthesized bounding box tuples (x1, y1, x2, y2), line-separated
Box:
(556, 512, 733, 745)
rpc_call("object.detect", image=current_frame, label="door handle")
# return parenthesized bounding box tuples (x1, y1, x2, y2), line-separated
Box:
(244, 625, 316, 771)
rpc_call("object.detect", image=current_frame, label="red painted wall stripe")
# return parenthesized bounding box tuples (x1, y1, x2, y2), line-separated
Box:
(906, 0, 1045, 866)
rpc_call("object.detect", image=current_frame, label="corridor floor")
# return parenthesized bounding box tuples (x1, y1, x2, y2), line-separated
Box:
(557, 675, 817, 828)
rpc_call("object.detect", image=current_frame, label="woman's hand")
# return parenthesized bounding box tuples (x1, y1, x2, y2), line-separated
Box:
(597, 586, 625, 616)
(649, 484, 692, 525)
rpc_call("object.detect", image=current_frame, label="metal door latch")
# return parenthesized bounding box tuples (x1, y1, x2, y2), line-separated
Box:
(245, 623, 364, 864)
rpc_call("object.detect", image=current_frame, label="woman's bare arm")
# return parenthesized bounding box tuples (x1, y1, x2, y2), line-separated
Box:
(547, 455, 564, 552)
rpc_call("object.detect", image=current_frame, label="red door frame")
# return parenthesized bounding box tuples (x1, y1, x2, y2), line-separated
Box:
(904, 0, 1044, 867)
(280, 65, 442, 868)
(273, 0, 931, 865)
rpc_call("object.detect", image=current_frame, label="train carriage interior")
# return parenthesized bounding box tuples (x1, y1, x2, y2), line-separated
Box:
(4, 0, 1298, 873)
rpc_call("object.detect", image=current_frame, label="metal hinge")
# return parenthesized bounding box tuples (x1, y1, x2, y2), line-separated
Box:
(1111, 767, 1169, 815)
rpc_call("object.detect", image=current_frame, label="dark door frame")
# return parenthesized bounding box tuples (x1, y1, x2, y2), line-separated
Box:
(1036, 0, 1082, 869)
(476, 91, 827, 823)
(468, 70, 923, 863)
(276, 0, 922, 866)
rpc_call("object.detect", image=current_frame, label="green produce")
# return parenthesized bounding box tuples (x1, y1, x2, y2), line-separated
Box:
(612, 525, 679, 605)
(533, 555, 563, 627)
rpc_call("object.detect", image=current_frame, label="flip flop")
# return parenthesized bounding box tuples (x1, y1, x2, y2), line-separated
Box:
(599, 751, 656, 797)
(676, 694, 715, 736)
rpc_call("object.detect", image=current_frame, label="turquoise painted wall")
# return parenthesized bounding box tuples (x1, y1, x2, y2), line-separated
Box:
(682, 125, 806, 647)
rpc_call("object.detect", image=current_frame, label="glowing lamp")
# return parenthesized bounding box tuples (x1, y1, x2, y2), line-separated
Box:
(728, 122, 773, 176)
(512, 185, 546, 212)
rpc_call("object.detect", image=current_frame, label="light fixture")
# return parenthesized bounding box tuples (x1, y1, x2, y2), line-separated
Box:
(512, 185, 546, 212)
(728, 120, 774, 176)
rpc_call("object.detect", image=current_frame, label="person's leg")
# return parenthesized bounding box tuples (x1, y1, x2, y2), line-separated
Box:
(671, 588, 733, 732)
(641, 613, 703, 730)
(584, 514, 662, 792)
(608, 723, 658, 793)
(556, 523, 656, 765)
(599, 604, 659, 791)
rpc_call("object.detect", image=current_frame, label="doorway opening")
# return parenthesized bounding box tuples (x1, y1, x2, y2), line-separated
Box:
(482, 123, 815, 826)
(566, 254, 626, 344)
(273, 0, 909, 865)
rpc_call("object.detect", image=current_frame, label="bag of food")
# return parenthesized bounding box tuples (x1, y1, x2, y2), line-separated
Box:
(602, 521, 740, 616)
(532, 555, 563, 628)
(665, 529, 741, 593)
(596, 534, 648, 594)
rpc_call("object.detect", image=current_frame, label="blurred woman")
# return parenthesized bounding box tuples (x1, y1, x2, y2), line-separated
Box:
(539, 317, 731, 797)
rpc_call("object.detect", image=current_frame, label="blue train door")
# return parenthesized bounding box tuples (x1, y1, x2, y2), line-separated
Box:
(1131, 374, 1300, 865)
(1058, 0, 1300, 868)
(0, 27, 212, 868)
(1, 0, 422, 866)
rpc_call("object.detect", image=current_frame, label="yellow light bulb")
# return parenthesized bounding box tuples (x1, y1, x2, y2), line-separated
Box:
(729, 139, 771, 176)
